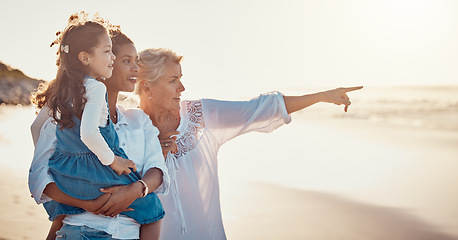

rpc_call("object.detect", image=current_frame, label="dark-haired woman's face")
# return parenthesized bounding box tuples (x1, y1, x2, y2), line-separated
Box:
(105, 43, 139, 93)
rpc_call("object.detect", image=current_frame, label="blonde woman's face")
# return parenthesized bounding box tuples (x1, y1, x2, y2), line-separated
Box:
(148, 62, 185, 112)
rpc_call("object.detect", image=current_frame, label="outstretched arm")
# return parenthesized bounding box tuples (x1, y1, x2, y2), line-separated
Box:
(283, 86, 363, 114)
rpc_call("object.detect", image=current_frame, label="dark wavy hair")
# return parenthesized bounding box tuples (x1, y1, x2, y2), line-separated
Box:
(111, 28, 134, 56)
(31, 12, 113, 129)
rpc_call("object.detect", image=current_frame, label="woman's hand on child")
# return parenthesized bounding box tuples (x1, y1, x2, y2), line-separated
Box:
(321, 86, 363, 112)
(94, 184, 139, 217)
(110, 156, 137, 175)
(82, 193, 111, 212)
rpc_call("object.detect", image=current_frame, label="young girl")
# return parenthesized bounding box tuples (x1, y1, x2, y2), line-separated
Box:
(31, 12, 165, 239)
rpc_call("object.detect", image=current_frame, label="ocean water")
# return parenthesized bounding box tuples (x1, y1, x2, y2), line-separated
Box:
(302, 85, 458, 131)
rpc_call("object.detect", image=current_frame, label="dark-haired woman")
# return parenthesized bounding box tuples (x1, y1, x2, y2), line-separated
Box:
(29, 13, 169, 240)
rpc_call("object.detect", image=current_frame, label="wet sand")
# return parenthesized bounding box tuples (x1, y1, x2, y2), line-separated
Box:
(219, 114, 458, 239)
(222, 181, 458, 240)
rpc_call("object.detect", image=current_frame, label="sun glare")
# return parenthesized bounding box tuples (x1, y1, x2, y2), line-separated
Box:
(361, 0, 454, 42)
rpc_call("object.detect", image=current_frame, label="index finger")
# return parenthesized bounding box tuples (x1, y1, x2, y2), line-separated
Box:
(343, 86, 363, 92)
(161, 131, 180, 139)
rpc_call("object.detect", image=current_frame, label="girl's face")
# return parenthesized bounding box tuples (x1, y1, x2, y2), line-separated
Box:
(86, 33, 116, 79)
(105, 43, 139, 93)
(148, 61, 185, 112)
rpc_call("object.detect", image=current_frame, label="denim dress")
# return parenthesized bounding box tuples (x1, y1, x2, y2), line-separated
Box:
(44, 100, 165, 225)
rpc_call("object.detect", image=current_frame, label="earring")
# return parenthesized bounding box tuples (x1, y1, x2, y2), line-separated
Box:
(148, 95, 151, 99)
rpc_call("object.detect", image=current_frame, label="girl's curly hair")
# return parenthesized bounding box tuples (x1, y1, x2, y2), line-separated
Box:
(31, 11, 119, 129)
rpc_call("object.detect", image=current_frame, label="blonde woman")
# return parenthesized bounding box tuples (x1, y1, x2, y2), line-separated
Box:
(132, 48, 362, 239)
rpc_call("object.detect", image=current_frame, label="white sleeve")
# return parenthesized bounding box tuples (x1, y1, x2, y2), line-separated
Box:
(31, 105, 52, 147)
(140, 114, 170, 195)
(202, 91, 291, 145)
(28, 117, 56, 204)
(80, 81, 115, 165)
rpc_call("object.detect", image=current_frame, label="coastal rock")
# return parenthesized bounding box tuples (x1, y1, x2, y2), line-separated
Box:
(0, 61, 44, 105)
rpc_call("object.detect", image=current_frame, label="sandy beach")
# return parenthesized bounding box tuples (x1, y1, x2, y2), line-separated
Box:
(1, 102, 458, 239)
(219, 117, 458, 239)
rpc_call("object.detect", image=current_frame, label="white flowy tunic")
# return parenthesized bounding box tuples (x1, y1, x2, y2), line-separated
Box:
(160, 91, 291, 240)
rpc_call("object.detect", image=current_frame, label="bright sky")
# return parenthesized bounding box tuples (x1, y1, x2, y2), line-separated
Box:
(1, 0, 457, 99)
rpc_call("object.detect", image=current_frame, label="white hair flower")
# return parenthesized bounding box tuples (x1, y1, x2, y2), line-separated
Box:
(60, 44, 69, 54)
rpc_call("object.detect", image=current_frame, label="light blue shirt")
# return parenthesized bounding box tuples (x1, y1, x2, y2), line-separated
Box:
(29, 105, 169, 239)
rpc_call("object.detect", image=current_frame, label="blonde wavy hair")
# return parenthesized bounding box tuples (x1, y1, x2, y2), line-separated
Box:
(136, 48, 183, 94)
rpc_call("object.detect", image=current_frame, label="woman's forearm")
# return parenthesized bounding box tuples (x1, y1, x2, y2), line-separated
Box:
(283, 86, 363, 114)
(43, 183, 108, 212)
(141, 168, 163, 194)
(43, 169, 162, 211)
(43, 183, 87, 208)
(283, 92, 325, 114)
(118, 168, 164, 201)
